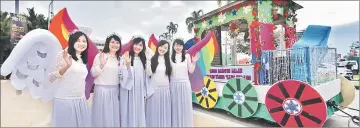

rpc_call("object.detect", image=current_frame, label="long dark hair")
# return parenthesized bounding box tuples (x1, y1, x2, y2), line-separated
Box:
(129, 37, 146, 69)
(103, 34, 121, 60)
(67, 31, 89, 64)
(171, 39, 186, 63)
(151, 40, 172, 76)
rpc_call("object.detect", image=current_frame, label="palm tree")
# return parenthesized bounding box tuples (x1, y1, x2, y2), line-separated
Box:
(0, 11, 12, 64)
(166, 22, 178, 40)
(159, 32, 171, 40)
(185, 10, 203, 34)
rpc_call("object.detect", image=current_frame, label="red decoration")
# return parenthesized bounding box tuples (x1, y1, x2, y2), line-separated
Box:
(230, 23, 238, 30)
(284, 12, 290, 17)
(194, 28, 199, 33)
(273, 14, 279, 19)
(252, 9, 257, 16)
(265, 80, 327, 127)
(254, 63, 260, 70)
(221, 10, 226, 14)
(235, 3, 241, 9)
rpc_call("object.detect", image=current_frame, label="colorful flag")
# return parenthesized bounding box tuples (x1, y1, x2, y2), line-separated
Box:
(148, 34, 159, 53)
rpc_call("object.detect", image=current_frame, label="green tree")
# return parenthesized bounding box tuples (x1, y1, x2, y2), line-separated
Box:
(185, 10, 203, 34)
(159, 32, 171, 40)
(24, 7, 48, 31)
(0, 11, 12, 64)
(166, 22, 178, 40)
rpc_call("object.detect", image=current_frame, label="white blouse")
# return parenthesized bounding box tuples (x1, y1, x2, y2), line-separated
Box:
(170, 53, 195, 81)
(91, 53, 120, 85)
(48, 51, 88, 99)
(146, 56, 170, 87)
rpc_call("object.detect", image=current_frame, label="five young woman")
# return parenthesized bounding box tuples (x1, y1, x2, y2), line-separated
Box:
(49, 31, 200, 127)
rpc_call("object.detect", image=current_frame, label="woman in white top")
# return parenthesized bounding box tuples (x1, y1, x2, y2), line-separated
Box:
(145, 40, 172, 127)
(119, 37, 152, 127)
(90, 34, 122, 127)
(170, 39, 199, 127)
(48, 31, 91, 127)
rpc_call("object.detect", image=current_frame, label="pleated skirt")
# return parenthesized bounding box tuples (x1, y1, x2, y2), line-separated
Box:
(91, 85, 120, 127)
(145, 86, 171, 127)
(52, 97, 91, 127)
(170, 80, 194, 127)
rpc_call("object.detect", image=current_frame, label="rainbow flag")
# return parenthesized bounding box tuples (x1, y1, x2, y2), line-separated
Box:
(187, 31, 219, 92)
(49, 8, 99, 99)
(119, 40, 133, 56)
(148, 34, 159, 53)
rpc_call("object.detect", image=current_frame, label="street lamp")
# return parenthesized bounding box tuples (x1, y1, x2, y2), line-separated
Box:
(47, 0, 54, 29)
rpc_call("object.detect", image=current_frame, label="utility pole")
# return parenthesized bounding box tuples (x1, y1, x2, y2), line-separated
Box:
(48, 0, 54, 29)
(15, 0, 19, 14)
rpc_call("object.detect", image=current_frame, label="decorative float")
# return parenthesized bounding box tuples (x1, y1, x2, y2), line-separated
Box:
(186, 0, 357, 127)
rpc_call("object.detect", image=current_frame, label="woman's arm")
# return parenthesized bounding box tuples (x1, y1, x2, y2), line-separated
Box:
(48, 51, 67, 82)
(90, 53, 104, 77)
(186, 54, 196, 73)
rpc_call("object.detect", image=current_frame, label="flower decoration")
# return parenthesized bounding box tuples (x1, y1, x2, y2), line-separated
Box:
(243, 6, 251, 14)
(218, 13, 226, 23)
(202, 21, 207, 28)
(228, 21, 241, 38)
(194, 28, 199, 34)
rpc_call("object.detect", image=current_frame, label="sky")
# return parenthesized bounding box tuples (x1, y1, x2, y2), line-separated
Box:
(1, 1, 359, 54)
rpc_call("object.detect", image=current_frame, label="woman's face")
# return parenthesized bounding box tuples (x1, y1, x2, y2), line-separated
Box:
(109, 38, 120, 53)
(158, 43, 169, 55)
(74, 35, 88, 52)
(133, 42, 144, 54)
(174, 43, 183, 53)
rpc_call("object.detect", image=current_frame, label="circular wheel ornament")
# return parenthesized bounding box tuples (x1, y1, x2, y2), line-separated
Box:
(195, 76, 218, 109)
(265, 80, 327, 127)
(222, 78, 258, 118)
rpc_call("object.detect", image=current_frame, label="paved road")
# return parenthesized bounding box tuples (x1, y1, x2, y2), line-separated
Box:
(1, 80, 359, 127)
(193, 89, 359, 127)
(0, 80, 244, 127)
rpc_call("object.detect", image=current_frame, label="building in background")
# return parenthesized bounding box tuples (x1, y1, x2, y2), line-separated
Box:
(295, 29, 305, 42)
(92, 39, 105, 50)
(78, 26, 92, 36)
(8, 12, 28, 46)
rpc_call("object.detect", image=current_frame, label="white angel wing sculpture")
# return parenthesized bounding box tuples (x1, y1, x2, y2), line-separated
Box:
(1, 29, 62, 99)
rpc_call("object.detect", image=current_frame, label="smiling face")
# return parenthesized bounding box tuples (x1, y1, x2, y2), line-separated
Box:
(174, 43, 183, 54)
(74, 35, 88, 52)
(109, 38, 120, 53)
(133, 41, 144, 54)
(158, 43, 169, 55)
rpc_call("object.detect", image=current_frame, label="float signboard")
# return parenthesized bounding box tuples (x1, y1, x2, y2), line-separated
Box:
(207, 65, 254, 82)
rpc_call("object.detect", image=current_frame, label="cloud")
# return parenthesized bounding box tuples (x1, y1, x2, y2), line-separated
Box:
(1, 1, 358, 46)
(150, 1, 161, 8)
(295, 1, 359, 30)
(168, 1, 185, 7)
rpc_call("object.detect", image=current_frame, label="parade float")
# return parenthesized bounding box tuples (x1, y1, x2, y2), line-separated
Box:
(186, 0, 358, 127)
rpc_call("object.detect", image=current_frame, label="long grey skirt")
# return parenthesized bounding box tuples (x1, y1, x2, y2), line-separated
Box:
(145, 86, 171, 127)
(52, 97, 91, 127)
(170, 80, 194, 127)
(91, 85, 120, 127)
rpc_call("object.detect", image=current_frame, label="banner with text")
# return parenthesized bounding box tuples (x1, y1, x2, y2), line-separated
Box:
(9, 13, 28, 45)
(207, 65, 254, 82)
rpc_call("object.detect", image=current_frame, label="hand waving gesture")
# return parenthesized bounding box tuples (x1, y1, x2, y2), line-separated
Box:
(124, 51, 131, 67)
(192, 52, 200, 62)
(145, 48, 153, 60)
(62, 49, 72, 66)
(99, 52, 107, 69)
